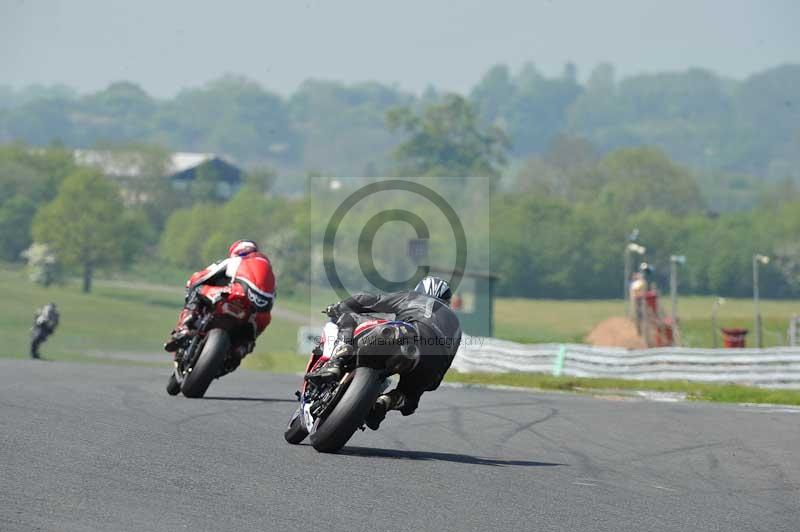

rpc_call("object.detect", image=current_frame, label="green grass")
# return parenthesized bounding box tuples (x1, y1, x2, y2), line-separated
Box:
(493, 296, 800, 347)
(241, 347, 306, 373)
(446, 372, 800, 406)
(494, 298, 623, 343)
(5, 268, 800, 404)
(282, 292, 800, 347)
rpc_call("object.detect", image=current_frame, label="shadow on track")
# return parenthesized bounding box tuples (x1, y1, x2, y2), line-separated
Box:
(340, 446, 564, 468)
(203, 396, 296, 403)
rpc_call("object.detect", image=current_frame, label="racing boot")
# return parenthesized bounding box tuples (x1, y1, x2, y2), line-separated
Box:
(365, 389, 406, 430)
(305, 343, 354, 384)
(163, 308, 197, 352)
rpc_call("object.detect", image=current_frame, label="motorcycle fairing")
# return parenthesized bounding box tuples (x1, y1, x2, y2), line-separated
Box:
(353, 319, 387, 338)
(187, 258, 233, 293)
(354, 319, 414, 339)
(198, 284, 228, 304)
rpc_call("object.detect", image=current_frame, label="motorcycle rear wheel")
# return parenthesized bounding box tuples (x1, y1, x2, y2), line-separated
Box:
(310, 367, 383, 453)
(181, 328, 230, 398)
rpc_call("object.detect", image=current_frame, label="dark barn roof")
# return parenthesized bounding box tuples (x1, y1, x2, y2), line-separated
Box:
(169, 156, 242, 184)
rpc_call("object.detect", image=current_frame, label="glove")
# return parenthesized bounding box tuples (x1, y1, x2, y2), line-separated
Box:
(323, 304, 340, 318)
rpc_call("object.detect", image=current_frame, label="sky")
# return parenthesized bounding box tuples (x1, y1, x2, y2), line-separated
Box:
(2, 0, 799, 97)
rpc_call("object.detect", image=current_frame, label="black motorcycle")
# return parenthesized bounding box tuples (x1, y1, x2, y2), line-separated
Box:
(285, 318, 419, 453)
(30, 322, 53, 359)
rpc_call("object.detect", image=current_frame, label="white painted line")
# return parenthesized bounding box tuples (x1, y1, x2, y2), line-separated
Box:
(650, 485, 677, 492)
(635, 391, 688, 402)
(734, 404, 800, 414)
(441, 381, 800, 411)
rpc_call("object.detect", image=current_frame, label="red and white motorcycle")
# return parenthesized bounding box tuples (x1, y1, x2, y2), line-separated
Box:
(285, 317, 419, 453)
(166, 255, 274, 398)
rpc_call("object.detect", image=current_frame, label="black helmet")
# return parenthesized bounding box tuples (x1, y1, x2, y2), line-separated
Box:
(414, 276, 452, 303)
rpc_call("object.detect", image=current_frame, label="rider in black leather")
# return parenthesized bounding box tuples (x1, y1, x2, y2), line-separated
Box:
(31, 303, 59, 359)
(306, 276, 461, 429)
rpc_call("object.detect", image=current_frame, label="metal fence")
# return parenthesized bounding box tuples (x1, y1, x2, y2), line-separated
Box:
(453, 336, 800, 389)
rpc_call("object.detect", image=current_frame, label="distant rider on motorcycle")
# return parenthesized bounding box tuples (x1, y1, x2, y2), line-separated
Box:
(306, 276, 461, 429)
(31, 302, 59, 359)
(164, 240, 275, 370)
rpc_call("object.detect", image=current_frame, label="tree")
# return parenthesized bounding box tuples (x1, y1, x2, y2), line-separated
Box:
(0, 143, 75, 205)
(158, 203, 223, 269)
(76, 82, 157, 144)
(0, 144, 76, 261)
(596, 147, 705, 215)
(289, 80, 413, 176)
(201, 187, 308, 292)
(3, 98, 75, 145)
(565, 63, 620, 133)
(514, 135, 599, 200)
(119, 209, 157, 265)
(470, 64, 515, 125)
(32, 169, 127, 292)
(157, 76, 296, 163)
(470, 62, 583, 157)
(505, 65, 583, 155)
(387, 94, 509, 178)
(0, 195, 36, 260)
(244, 167, 277, 197)
(21, 242, 61, 286)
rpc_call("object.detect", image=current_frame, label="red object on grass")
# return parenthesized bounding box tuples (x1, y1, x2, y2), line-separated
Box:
(721, 327, 748, 348)
(644, 290, 659, 313)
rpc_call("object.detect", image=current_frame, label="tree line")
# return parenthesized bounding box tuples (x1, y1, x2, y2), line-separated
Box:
(1, 62, 798, 210)
(1, 92, 798, 298)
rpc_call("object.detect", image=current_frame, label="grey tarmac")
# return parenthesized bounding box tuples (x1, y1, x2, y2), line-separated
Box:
(1, 359, 798, 532)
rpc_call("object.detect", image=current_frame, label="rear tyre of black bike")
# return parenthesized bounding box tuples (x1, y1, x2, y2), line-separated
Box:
(310, 367, 383, 453)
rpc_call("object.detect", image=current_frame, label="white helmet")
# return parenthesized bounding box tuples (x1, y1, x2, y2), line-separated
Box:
(414, 276, 452, 303)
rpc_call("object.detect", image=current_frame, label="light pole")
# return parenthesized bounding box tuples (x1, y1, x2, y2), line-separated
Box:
(711, 297, 725, 348)
(670, 255, 686, 345)
(623, 229, 640, 309)
(753, 254, 770, 348)
(624, 241, 646, 316)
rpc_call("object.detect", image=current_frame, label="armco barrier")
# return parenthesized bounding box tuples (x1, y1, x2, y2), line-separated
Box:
(452, 336, 800, 389)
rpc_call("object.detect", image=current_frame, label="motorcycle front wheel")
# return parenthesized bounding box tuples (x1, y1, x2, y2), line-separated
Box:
(284, 407, 309, 444)
(181, 328, 229, 398)
(166, 373, 181, 396)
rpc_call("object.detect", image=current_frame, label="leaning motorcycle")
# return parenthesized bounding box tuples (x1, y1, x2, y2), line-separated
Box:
(30, 320, 51, 359)
(285, 318, 419, 453)
(166, 276, 271, 398)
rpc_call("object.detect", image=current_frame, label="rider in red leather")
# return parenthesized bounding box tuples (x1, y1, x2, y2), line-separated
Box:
(164, 240, 276, 363)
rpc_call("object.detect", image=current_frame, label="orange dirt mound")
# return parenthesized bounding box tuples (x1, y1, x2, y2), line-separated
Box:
(586, 317, 646, 349)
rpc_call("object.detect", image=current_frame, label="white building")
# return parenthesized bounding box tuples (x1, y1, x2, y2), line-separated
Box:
(73, 149, 243, 202)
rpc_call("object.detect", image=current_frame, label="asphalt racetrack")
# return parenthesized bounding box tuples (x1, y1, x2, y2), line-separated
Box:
(2, 359, 799, 531)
